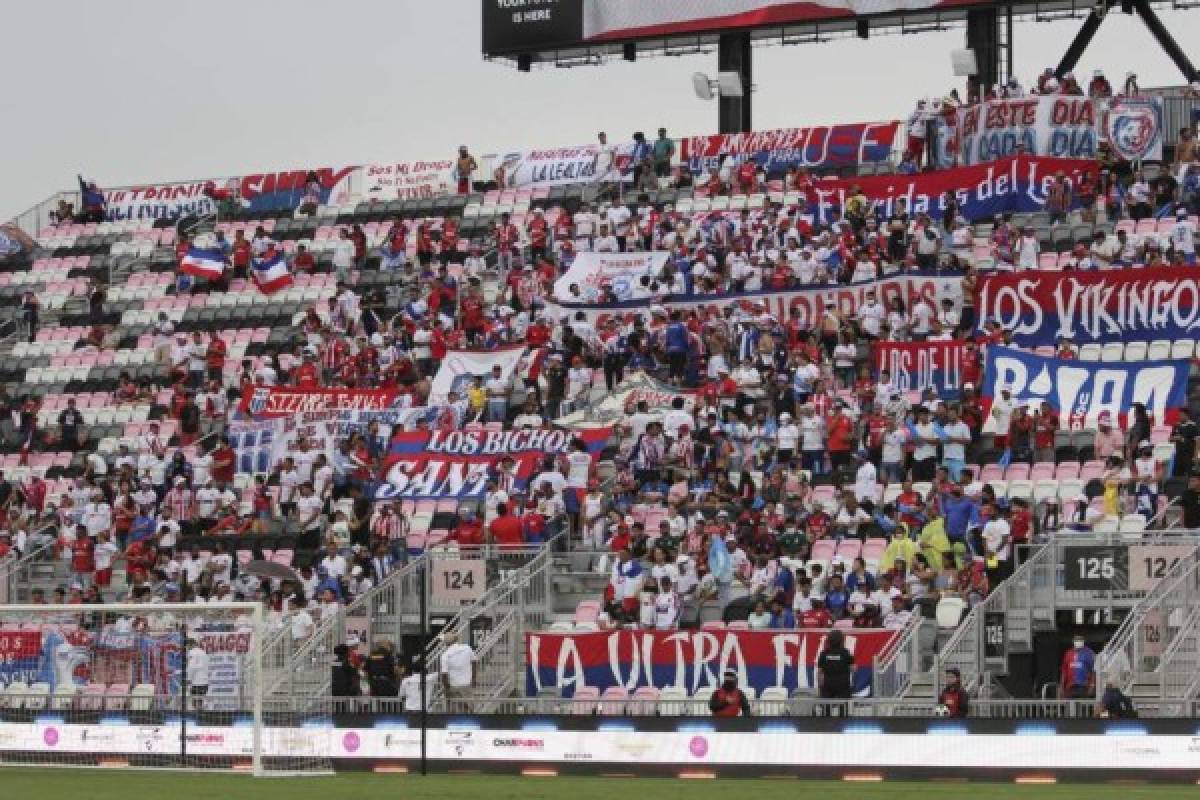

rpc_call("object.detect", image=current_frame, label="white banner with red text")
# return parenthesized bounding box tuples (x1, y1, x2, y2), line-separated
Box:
(553, 251, 670, 303)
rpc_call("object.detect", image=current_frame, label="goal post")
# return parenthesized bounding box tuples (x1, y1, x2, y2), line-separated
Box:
(0, 602, 331, 776)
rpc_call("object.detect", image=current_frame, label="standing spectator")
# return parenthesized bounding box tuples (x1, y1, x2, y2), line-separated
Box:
(1171, 408, 1199, 477)
(77, 175, 107, 223)
(58, 398, 84, 452)
(817, 629, 854, 702)
(708, 669, 752, 717)
(652, 128, 675, 181)
(1060, 634, 1097, 699)
(1045, 171, 1073, 225)
(185, 638, 210, 710)
(454, 146, 478, 194)
(439, 632, 475, 711)
(938, 667, 969, 717)
(331, 644, 361, 699)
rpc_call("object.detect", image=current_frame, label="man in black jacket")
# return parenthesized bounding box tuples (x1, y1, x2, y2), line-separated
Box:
(331, 644, 361, 698)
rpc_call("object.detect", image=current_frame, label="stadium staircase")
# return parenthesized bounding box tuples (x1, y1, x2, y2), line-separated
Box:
(264, 553, 431, 706)
(1097, 542, 1200, 714)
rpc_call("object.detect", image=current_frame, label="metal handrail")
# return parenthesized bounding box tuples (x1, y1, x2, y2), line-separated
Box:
(1097, 542, 1200, 692)
(0, 523, 60, 604)
(871, 614, 923, 698)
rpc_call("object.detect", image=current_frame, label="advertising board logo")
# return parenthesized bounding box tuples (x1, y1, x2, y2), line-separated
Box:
(492, 737, 545, 751)
(444, 730, 475, 757)
(688, 735, 709, 758)
(342, 732, 361, 753)
(43, 727, 60, 747)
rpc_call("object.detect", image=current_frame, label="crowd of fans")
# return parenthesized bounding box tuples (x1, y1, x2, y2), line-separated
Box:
(1, 72, 1197, 690)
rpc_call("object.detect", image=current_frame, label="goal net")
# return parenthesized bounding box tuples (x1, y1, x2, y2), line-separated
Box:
(0, 602, 332, 775)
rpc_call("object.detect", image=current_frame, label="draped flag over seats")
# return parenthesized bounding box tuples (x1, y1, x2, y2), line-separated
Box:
(525, 629, 896, 697)
(251, 248, 293, 294)
(179, 246, 227, 281)
(981, 345, 1189, 429)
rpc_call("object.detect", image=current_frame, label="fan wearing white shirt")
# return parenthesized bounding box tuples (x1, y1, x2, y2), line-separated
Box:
(776, 413, 800, 463)
(439, 633, 476, 710)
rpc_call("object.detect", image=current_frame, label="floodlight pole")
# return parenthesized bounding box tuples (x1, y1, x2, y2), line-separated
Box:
(718, 32, 752, 134)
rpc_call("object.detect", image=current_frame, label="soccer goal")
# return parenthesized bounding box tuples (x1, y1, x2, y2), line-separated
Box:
(0, 602, 332, 776)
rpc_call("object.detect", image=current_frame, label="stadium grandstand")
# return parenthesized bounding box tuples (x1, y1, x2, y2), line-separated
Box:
(4, 0, 1200, 791)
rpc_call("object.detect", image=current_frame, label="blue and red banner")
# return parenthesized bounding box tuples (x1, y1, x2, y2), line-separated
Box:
(376, 427, 611, 500)
(679, 122, 899, 175)
(976, 266, 1200, 347)
(525, 629, 895, 697)
(872, 340, 973, 400)
(982, 345, 1189, 429)
(807, 155, 1093, 224)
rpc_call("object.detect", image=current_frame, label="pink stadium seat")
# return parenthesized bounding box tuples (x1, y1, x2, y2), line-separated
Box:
(574, 601, 601, 626)
(597, 686, 629, 715)
(628, 686, 660, 715)
(810, 539, 837, 564)
(1055, 461, 1081, 480)
(701, 620, 726, 631)
(727, 620, 750, 630)
(1004, 463, 1030, 481)
(979, 464, 1005, 484)
(1079, 461, 1105, 482)
(1029, 462, 1056, 481)
(836, 539, 862, 563)
(570, 686, 599, 715)
(862, 538, 887, 566)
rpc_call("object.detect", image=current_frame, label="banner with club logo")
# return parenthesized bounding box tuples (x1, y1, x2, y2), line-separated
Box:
(238, 386, 404, 418)
(1104, 97, 1164, 162)
(553, 251, 670, 303)
(981, 345, 1188, 429)
(429, 346, 528, 404)
(678, 122, 899, 174)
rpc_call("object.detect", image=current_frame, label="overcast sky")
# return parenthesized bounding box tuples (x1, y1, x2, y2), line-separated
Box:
(4, 0, 1197, 221)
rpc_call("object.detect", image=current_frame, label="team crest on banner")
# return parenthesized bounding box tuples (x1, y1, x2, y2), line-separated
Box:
(430, 346, 528, 404)
(1105, 97, 1164, 162)
(982, 345, 1188, 430)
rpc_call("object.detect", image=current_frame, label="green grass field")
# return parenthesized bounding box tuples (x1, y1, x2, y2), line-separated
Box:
(2, 770, 1196, 800)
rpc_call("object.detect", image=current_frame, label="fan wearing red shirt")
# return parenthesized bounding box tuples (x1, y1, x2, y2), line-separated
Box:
(292, 245, 316, 273)
(231, 231, 252, 278)
(520, 504, 547, 544)
(441, 219, 460, 264)
(452, 511, 485, 547)
(527, 210, 549, 261)
(736, 160, 758, 193)
(799, 601, 833, 629)
(415, 223, 435, 267)
(70, 532, 95, 582)
(805, 509, 832, 540)
(488, 504, 525, 548)
(294, 354, 320, 388)
(205, 335, 227, 384)
(826, 406, 855, 471)
(960, 342, 982, 387)
(210, 440, 236, 487)
(1033, 402, 1059, 461)
(526, 319, 550, 348)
